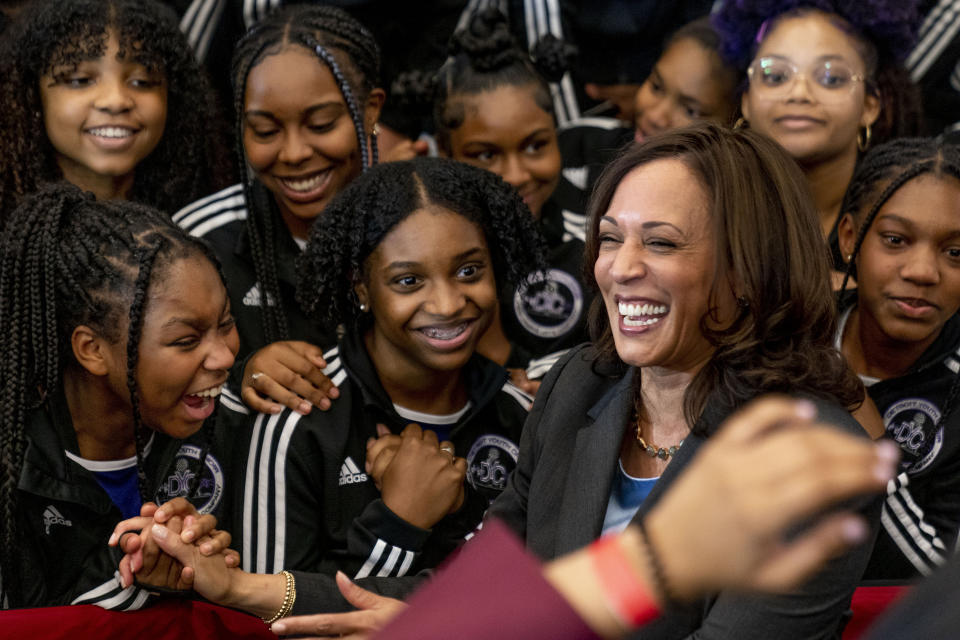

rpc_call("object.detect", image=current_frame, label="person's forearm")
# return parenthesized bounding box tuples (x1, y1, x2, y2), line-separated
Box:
(544, 527, 660, 639)
(219, 570, 288, 619)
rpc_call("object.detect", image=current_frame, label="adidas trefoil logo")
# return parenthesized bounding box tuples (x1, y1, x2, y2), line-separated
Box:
(242, 284, 277, 307)
(43, 505, 72, 534)
(339, 456, 368, 486)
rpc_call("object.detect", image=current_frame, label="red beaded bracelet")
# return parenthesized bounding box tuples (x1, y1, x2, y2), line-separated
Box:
(589, 534, 662, 629)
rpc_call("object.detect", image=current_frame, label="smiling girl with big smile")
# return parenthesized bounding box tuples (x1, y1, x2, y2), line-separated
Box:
(0, 0, 229, 217)
(0, 184, 239, 609)
(209, 158, 542, 595)
(173, 5, 386, 420)
(836, 137, 960, 580)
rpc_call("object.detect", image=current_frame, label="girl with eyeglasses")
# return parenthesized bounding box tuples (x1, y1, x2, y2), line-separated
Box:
(713, 1, 925, 279)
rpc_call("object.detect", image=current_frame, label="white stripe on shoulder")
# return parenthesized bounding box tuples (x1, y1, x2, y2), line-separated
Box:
(501, 381, 535, 411)
(323, 345, 340, 361)
(562, 218, 586, 242)
(172, 183, 243, 224)
(559, 116, 625, 132)
(220, 386, 249, 415)
(907, 0, 960, 80)
(526, 348, 570, 379)
(562, 166, 588, 191)
(188, 209, 248, 238)
(946, 357, 959, 374)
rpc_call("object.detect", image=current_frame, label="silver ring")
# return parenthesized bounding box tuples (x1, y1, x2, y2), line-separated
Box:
(250, 372, 264, 382)
(439, 444, 455, 457)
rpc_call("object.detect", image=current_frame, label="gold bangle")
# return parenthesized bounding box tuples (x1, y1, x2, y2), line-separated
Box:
(262, 570, 297, 624)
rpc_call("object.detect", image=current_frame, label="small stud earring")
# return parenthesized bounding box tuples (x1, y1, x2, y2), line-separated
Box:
(359, 303, 367, 312)
(846, 254, 853, 263)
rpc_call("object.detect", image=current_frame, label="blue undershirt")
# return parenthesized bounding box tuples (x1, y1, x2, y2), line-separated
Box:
(65, 437, 153, 519)
(601, 459, 659, 536)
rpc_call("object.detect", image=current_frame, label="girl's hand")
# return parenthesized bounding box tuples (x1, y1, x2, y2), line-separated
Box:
(242, 340, 339, 415)
(645, 396, 900, 599)
(368, 424, 466, 529)
(508, 368, 541, 396)
(269, 571, 407, 639)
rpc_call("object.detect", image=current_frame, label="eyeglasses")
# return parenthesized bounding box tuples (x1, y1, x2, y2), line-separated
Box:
(747, 56, 867, 103)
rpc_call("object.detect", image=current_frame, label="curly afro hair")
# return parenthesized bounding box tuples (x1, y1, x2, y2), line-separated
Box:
(0, 0, 231, 219)
(712, 0, 921, 68)
(296, 157, 547, 330)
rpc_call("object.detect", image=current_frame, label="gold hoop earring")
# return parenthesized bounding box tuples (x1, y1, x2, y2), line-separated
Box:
(733, 117, 748, 131)
(857, 124, 872, 152)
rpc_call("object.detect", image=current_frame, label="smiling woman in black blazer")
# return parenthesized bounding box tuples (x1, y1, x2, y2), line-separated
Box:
(487, 122, 876, 640)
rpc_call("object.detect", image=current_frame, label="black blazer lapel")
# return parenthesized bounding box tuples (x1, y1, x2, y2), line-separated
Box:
(554, 369, 636, 556)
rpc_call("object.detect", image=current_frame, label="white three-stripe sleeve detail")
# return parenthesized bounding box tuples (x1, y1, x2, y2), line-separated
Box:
(71, 574, 122, 604)
(272, 412, 302, 572)
(397, 550, 415, 577)
(376, 546, 403, 577)
(354, 539, 387, 579)
(122, 589, 151, 611)
(331, 369, 348, 388)
(881, 506, 934, 575)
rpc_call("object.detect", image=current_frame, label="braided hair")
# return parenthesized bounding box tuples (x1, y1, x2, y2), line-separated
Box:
(0, 183, 223, 607)
(431, 8, 575, 154)
(839, 137, 960, 439)
(230, 4, 381, 343)
(297, 157, 546, 330)
(0, 0, 231, 219)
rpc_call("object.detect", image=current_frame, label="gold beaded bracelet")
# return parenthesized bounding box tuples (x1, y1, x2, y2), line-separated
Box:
(262, 570, 297, 625)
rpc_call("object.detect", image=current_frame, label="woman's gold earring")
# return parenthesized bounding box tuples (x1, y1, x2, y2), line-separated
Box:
(857, 124, 872, 152)
(373, 122, 381, 136)
(846, 254, 853, 263)
(733, 117, 748, 130)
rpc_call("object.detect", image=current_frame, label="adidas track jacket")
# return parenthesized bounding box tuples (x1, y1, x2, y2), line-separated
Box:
(837, 303, 960, 579)
(172, 182, 335, 361)
(220, 327, 533, 580)
(12, 394, 229, 609)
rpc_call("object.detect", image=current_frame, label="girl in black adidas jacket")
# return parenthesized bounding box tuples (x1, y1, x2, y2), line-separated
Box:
(0, 185, 239, 609)
(214, 158, 544, 601)
(836, 137, 960, 579)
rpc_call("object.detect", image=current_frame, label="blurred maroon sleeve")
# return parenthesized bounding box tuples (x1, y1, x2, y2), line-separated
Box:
(374, 519, 599, 640)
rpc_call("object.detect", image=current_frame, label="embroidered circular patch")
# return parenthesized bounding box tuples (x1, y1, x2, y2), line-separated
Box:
(154, 444, 225, 514)
(513, 268, 583, 338)
(883, 398, 944, 473)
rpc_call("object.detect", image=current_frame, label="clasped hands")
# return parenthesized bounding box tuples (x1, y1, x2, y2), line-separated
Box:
(109, 497, 237, 593)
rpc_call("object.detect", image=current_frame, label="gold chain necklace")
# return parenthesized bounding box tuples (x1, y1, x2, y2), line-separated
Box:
(634, 401, 684, 460)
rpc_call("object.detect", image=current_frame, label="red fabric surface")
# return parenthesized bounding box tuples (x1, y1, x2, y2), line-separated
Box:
(0, 599, 274, 639)
(842, 586, 910, 639)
